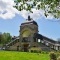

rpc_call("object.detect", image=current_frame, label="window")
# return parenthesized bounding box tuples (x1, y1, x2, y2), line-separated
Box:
(38, 39, 41, 42)
(22, 37, 28, 42)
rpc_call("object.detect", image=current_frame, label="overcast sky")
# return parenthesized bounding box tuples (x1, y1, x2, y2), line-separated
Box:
(0, 0, 60, 41)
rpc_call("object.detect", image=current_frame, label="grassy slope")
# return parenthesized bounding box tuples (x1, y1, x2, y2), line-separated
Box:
(0, 51, 50, 60)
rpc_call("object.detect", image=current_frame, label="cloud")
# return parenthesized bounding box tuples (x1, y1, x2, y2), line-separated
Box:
(19, 9, 42, 20)
(0, 0, 19, 19)
(18, 1, 54, 20)
(0, 0, 54, 20)
(19, 8, 54, 20)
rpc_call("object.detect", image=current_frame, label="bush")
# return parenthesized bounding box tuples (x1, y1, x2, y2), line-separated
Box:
(49, 52, 57, 60)
(30, 50, 39, 53)
(41, 51, 48, 54)
(30, 47, 42, 53)
(31, 50, 33, 52)
(33, 50, 38, 53)
(56, 52, 60, 57)
(57, 56, 60, 60)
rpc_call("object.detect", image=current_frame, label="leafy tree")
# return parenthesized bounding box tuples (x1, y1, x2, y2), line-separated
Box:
(14, 0, 60, 19)
(1, 33, 12, 44)
(0, 32, 2, 44)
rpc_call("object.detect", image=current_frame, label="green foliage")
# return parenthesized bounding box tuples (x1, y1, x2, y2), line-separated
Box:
(49, 52, 57, 60)
(30, 47, 42, 53)
(17, 0, 21, 2)
(0, 33, 12, 44)
(57, 56, 60, 60)
(14, 0, 60, 19)
(41, 51, 49, 54)
(0, 32, 2, 43)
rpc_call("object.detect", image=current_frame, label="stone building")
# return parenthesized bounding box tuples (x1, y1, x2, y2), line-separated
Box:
(5, 16, 60, 51)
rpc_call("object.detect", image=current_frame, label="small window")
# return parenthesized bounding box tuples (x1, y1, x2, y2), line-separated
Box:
(38, 39, 41, 42)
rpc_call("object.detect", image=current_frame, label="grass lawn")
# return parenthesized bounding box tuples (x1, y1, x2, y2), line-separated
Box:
(0, 51, 50, 60)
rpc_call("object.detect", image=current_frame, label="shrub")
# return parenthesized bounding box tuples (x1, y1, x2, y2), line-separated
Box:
(56, 52, 60, 57)
(30, 47, 42, 53)
(30, 50, 39, 53)
(41, 51, 45, 54)
(30, 50, 33, 53)
(57, 56, 60, 60)
(49, 52, 57, 60)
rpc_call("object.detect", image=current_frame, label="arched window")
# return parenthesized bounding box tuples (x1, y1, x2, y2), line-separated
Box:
(22, 30, 31, 37)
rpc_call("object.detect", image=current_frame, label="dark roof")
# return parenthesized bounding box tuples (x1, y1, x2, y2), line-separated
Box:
(42, 35, 56, 43)
(34, 33, 43, 40)
(21, 21, 38, 26)
(34, 33, 56, 43)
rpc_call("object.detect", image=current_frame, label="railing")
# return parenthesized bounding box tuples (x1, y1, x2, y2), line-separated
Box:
(5, 37, 19, 46)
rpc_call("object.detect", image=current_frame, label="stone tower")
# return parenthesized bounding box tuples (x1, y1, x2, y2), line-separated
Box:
(19, 16, 39, 52)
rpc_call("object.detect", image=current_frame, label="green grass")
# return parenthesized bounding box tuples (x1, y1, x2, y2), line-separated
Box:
(0, 51, 50, 60)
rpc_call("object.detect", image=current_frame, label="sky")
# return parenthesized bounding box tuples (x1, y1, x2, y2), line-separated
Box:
(0, 0, 60, 41)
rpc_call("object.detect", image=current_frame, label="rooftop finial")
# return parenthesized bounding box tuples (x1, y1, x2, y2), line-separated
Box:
(28, 15, 31, 21)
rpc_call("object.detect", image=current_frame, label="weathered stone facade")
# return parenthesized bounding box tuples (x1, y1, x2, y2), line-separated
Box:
(19, 20, 39, 51)
(5, 16, 60, 51)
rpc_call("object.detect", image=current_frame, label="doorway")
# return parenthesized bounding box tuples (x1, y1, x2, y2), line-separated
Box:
(23, 44, 29, 52)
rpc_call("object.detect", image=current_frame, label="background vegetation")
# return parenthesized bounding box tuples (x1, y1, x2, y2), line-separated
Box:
(0, 32, 12, 45)
(14, 0, 60, 19)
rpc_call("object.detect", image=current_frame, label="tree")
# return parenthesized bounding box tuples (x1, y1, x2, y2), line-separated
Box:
(0, 32, 2, 44)
(1, 33, 12, 44)
(14, 0, 60, 19)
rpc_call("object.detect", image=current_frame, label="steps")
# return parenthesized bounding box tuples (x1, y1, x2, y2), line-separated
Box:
(6, 39, 19, 46)
(38, 42, 51, 51)
(4, 37, 19, 50)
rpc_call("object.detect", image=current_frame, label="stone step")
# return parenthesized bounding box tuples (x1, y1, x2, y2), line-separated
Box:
(38, 43, 51, 51)
(5, 39, 19, 46)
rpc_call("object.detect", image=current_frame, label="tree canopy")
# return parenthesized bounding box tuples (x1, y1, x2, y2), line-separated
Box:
(0, 32, 12, 44)
(14, 0, 60, 19)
